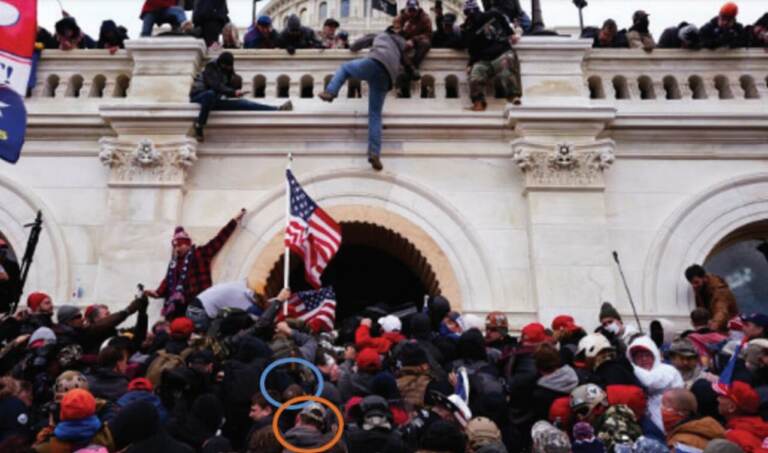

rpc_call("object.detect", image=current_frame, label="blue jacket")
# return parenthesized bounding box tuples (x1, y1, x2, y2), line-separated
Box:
(117, 391, 169, 424)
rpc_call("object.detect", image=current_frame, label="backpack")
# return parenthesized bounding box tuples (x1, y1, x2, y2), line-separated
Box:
(146, 350, 185, 388)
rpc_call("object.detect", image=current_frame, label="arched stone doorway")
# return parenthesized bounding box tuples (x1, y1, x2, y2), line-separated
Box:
(264, 221, 441, 320)
(704, 220, 768, 314)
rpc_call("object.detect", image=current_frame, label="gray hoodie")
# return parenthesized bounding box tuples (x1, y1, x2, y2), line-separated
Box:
(537, 365, 579, 394)
(351, 31, 406, 90)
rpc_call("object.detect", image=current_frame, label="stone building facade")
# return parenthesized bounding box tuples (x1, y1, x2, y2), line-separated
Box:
(2, 36, 768, 329)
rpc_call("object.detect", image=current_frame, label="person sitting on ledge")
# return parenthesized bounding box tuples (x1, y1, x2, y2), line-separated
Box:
(582, 18, 629, 49)
(139, 0, 187, 37)
(188, 52, 292, 142)
(460, 0, 522, 111)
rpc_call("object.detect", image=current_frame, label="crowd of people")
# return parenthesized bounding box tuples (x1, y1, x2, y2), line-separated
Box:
(583, 3, 768, 50)
(2, 210, 768, 453)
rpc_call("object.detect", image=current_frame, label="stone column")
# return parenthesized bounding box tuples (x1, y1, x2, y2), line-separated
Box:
(510, 107, 619, 327)
(90, 39, 206, 311)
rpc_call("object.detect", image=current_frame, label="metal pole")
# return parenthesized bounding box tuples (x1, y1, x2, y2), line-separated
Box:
(283, 153, 293, 317)
(612, 251, 644, 334)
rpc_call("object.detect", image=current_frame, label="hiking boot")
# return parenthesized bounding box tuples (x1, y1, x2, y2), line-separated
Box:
(279, 100, 293, 111)
(194, 123, 204, 142)
(508, 96, 522, 106)
(317, 91, 336, 103)
(470, 100, 487, 112)
(368, 153, 383, 171)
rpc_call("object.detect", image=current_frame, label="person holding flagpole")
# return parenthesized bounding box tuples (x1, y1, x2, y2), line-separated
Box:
(318, 27, 407, 171)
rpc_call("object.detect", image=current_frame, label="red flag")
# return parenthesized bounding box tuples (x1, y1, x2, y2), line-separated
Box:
(0, 0, 37, 96)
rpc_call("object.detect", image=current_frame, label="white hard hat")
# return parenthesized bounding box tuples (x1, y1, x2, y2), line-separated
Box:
(577, 333, 614, 359)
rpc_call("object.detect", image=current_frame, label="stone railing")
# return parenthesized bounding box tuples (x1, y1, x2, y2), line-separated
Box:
(25, 37, 768, 106)
(29, 49, 133, 100)
(584, 48, 768, 102)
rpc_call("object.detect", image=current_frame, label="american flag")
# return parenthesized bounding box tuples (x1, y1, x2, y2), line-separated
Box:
(285, 169, 342, 288)
(276, 287, 337, 333)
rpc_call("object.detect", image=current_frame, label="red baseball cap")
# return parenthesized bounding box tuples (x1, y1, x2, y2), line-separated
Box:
(356, 348, 382, 371)
(521, 322, 553, 344)
(170, 317, 195, 337)
(552, 315, 579, 333)
(127, 377, 153, 392)
(720, 2, 738, 18)
(713, 381, 760, 415)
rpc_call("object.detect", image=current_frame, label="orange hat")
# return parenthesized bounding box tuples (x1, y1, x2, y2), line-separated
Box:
(720, 2, 738, 18)
(521, 322, 553, 345)
(127, 377, 153, 392)
(713, 381, 759, 414)
(60, 389, 96, 421)
(356, 348, 382, 371)
(170, 317, 194, 337)
(27, 292, 50, 312)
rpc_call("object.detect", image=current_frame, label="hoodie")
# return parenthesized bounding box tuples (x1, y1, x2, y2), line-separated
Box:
(355, 324, 405, 354)
(533, 365, 579, 421)
(627, 336, 684, 433)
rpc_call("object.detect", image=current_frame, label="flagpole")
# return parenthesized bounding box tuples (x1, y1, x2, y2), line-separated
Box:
(283, 153, 293, 317)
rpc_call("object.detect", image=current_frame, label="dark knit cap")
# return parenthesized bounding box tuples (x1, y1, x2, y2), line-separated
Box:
(399, 341, 429, 366)
(420, 420, 467, 453)
(110, 400, 159, 450)
(599, 302, 621, 322)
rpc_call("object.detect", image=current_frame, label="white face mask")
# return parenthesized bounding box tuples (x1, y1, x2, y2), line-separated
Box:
(605, 321, 621, 335)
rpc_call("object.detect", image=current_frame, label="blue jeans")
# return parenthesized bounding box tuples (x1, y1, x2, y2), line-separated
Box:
(326, 58, 390, 156)
(141, 7, 187, 37)
(191, 90, 278, 126)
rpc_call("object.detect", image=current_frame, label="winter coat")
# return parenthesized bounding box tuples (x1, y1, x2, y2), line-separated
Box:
(278, 26, 322, 52)
(117, 391, 169, 424)
(627, 336, 684, 433)
(123, 431, 194, 453)
(432, 16, 463, 49)
(346, 426, 408, 452)
(282, 425, 346, 452)
(666, 416, 725, 450)
(461, 11, 515, 65)
(627, 26, 655, 50)
(582, 26, 629, 48)
(246, 416, 281, 453)
(393, 8, 433, 42)
(694, 274, 738, 331)
(86, 367, 129, 402)
(658, 23, 700, 49)
(397, 366, 432, 410)
(141, 0, 178, 17)
(34, 420, 114, 453)
(190, 60, 237, 99)
(591, 356, 642, 388)
(192, 0, 229, 25)
(700, 17, 747, 49)
(350, 32, 407, 91)
(339, 368, 376, 402)
(532, 365, 579, 421)
(725, 415, 768, 453)
(243, 27, 279, 49)
(355, 324, 405, 354)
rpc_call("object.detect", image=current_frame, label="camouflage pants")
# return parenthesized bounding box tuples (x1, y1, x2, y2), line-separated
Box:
(469, 50, 522, 102)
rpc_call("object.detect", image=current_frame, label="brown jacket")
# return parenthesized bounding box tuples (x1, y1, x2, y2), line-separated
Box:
(392, 8, 433, 42)
(695, 274, 738, 331)
(667, 416, 726, 450)
(396, 366, 432, 410)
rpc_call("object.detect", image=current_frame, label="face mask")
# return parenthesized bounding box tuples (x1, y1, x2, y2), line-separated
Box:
(662, 407, 685, 432)
(605, 321, 621, 335)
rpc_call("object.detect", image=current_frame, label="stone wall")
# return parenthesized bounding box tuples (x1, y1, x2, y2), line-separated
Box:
(2, 37, 768, 329)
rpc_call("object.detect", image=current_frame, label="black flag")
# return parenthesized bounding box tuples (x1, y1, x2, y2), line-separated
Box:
(371, 0, 398, 16)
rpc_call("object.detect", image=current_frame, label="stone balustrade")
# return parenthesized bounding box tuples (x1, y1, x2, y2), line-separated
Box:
(585, 48, 768, 102)
(25, 37, 768, 105)
(30, 49, 133, 99)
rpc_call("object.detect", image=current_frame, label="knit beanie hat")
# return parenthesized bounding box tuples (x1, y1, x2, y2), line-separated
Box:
(60, 389, 96, 421)
(110, 400, 160, 450)
(599, 302, 621, 322)
(29, 327, 56, 348)
(532, 420, 571, 453)
(420, 420, 467, 453)
(172, 226, 191, 246)
(27, 292, 50, 312)
(399, 341, 428, 366)
(57, 305, 82, 324)
(371, 371, 401, 400)
(720, 2, 738, 18)
(55, 371, 89, 397)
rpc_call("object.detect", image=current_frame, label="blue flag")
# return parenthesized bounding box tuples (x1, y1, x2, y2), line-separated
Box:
(0, 85, 26, 163)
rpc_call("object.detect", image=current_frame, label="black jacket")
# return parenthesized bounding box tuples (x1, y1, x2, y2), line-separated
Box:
(581, 26, 629, 48)
(86, 367, 129, 402)
(278, 26, 322, 53)
(190, 60, 237, 98)
(346, 426, 408, 453)
(700, 16, 746, 49)
(193, 0, 229, 25)
(432, 16, 464, 49)
(461, 11, 514, 65)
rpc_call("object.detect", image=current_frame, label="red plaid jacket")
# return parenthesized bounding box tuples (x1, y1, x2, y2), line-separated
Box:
(155, 219, 237, 305)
